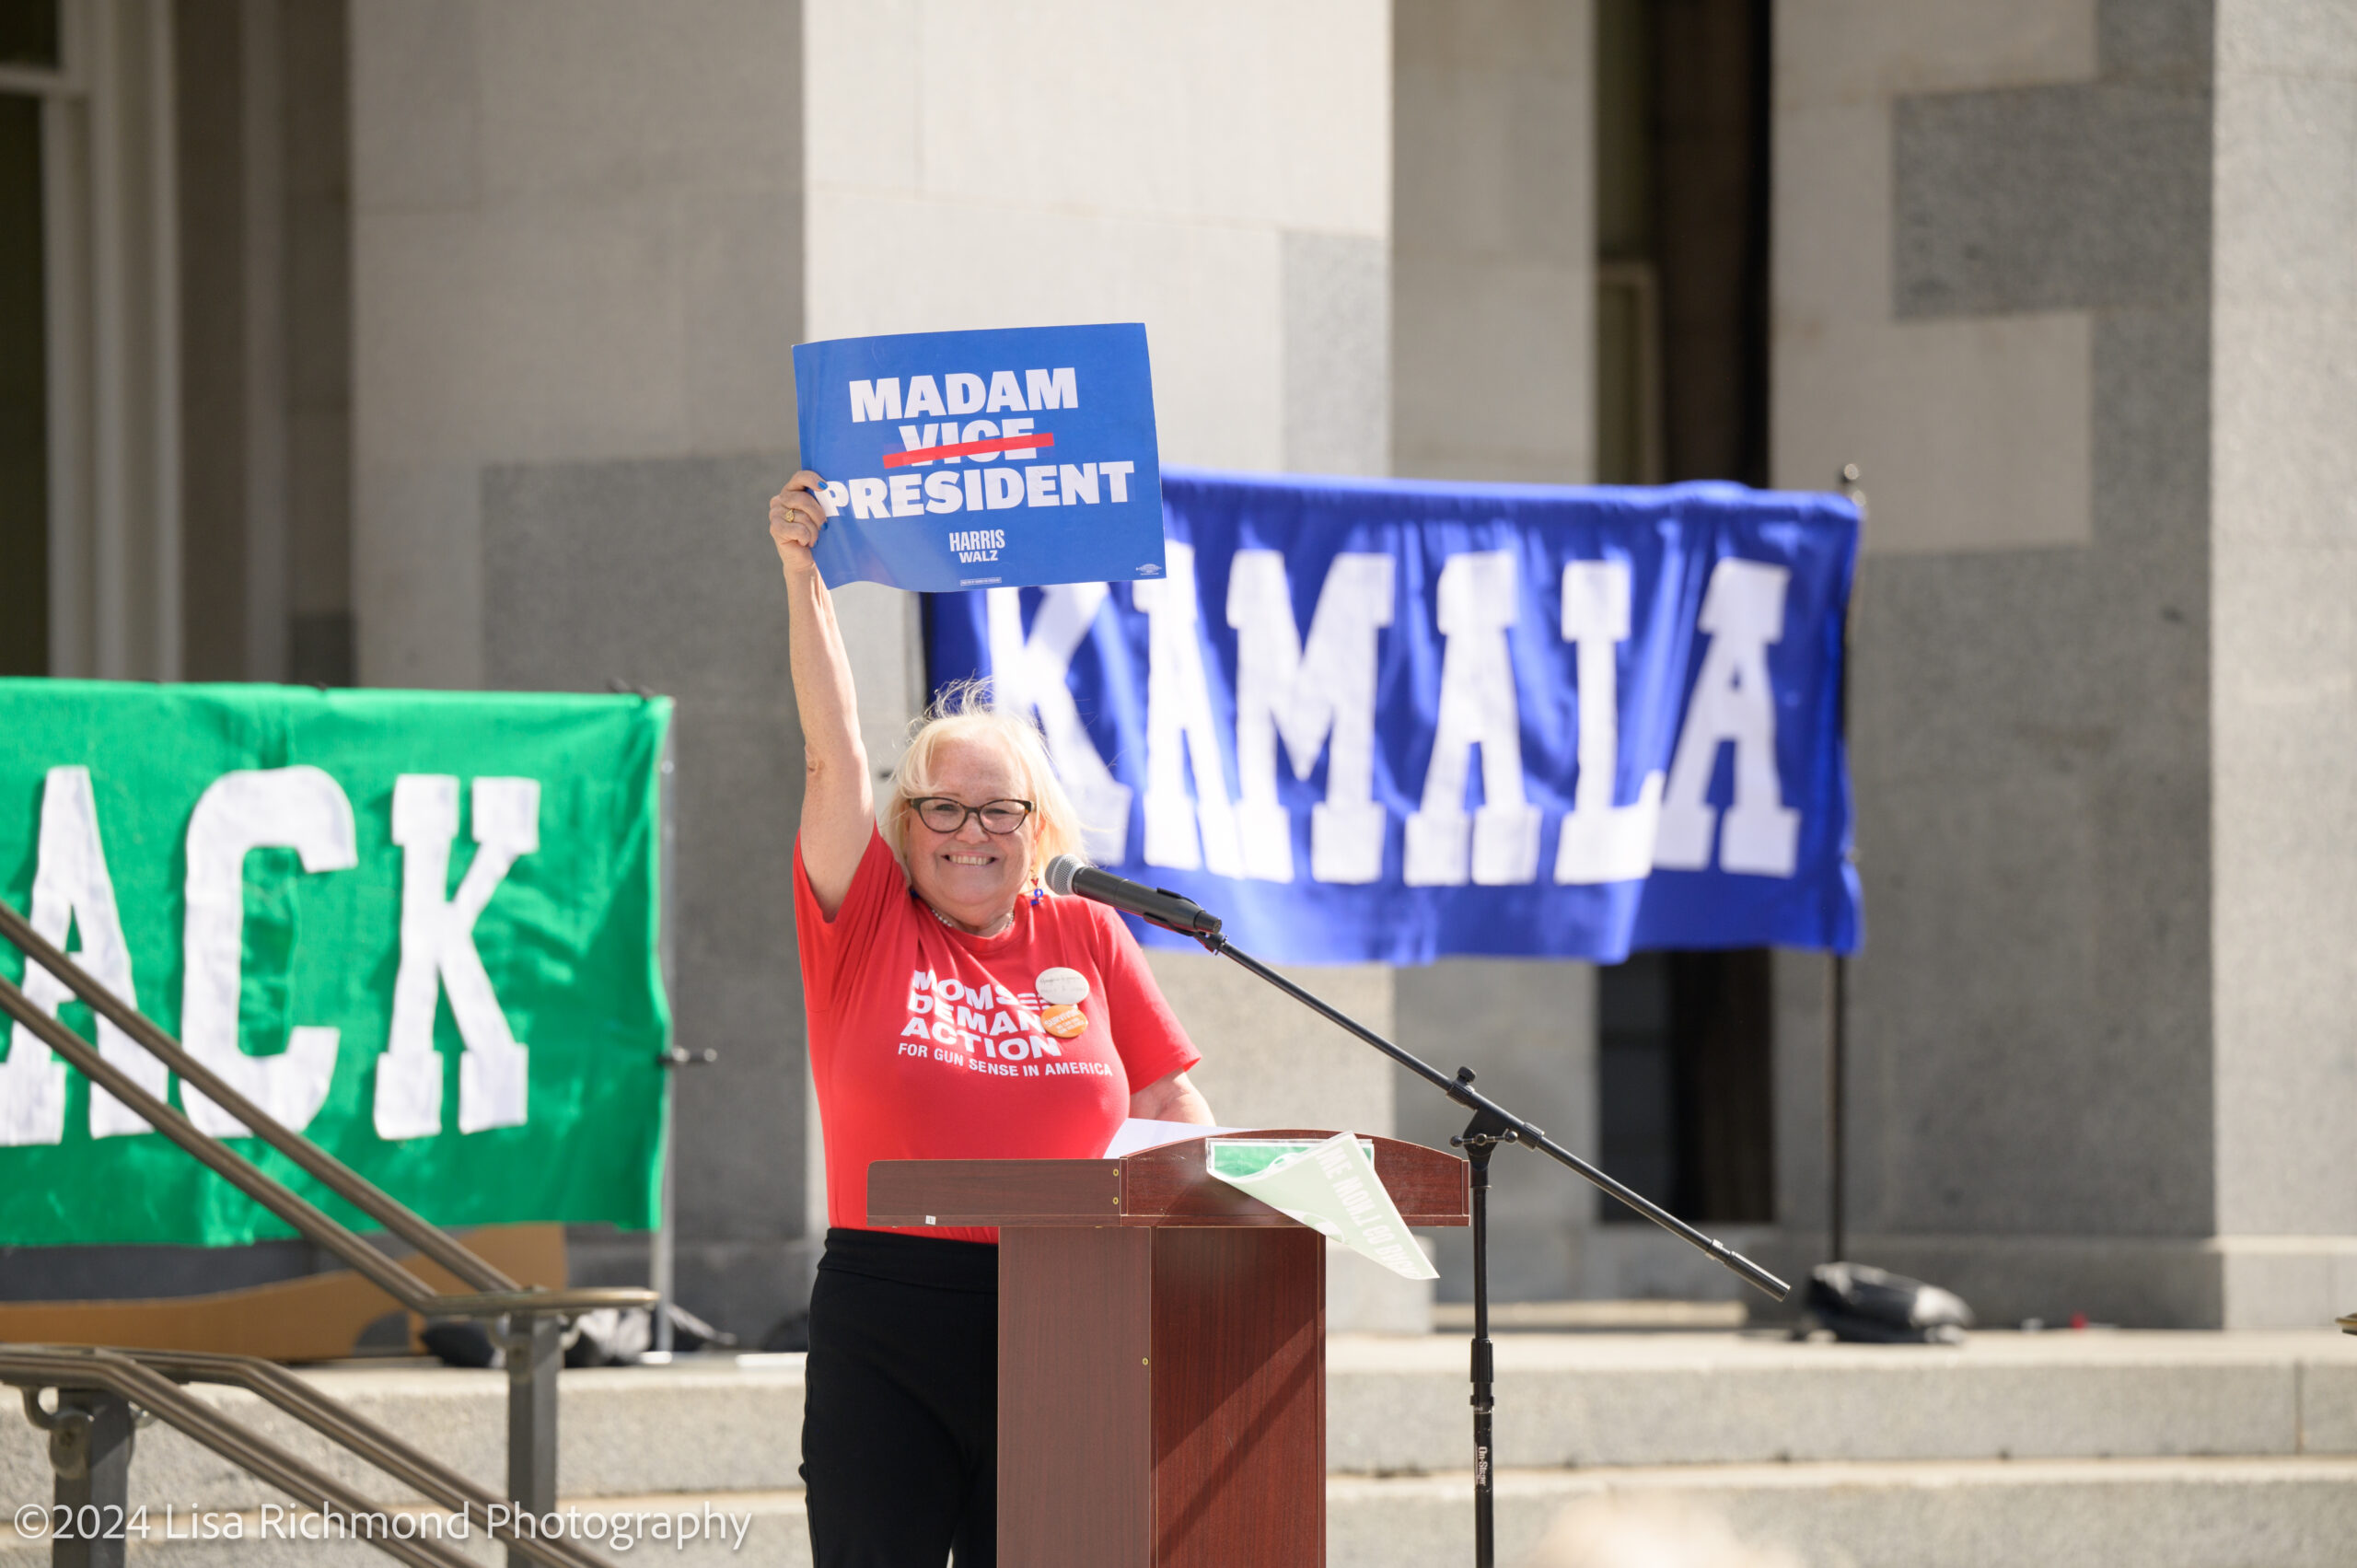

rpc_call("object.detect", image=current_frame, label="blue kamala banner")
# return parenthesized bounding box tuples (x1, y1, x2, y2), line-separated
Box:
(794, 323, 1167, 593)
(924, 468, 1862, 965)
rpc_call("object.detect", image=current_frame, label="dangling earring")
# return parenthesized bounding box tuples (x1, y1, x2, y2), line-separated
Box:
(1028, 872, 1045, 908)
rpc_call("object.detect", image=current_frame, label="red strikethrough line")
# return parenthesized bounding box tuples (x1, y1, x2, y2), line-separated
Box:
(881, 433, 1058, 468)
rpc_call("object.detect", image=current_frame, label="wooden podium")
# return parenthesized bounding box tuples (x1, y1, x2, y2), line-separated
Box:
(869, 1132, 1469, 1568)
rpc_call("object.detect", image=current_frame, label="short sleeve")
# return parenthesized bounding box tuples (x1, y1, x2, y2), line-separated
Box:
(1092, 908, 1201, 1091)
(793, 827, 903, 1014)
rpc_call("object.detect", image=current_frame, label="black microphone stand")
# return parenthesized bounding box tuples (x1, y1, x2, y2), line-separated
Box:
(1175, 923, 1790, 1568)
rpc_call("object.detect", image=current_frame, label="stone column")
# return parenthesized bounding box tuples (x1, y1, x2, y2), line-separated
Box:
(1391, 0, 1600, 1300)
(349, 0, 808, 1337)
(1774, 0, 2357, 1326)
(2208, 0, 2357, 1326)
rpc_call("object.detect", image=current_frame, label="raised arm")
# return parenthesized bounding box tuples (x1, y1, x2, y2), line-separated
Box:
(771, 472, 874, 916)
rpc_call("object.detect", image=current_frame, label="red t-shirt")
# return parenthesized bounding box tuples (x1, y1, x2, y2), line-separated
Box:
(795, 827, 1201, 1243)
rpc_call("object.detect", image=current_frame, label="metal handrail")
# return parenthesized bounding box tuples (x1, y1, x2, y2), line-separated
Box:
(1, 1346, 477, 1568)
(0, 900, 653, 1319)
(0, 894, 670, 1566)
(9, 1346, 611, 1568)
(0, 973, 644, 1318)
(0, 898, 499, 1283)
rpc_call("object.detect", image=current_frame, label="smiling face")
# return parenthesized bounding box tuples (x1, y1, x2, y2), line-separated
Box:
(902, 734, 1038, 933)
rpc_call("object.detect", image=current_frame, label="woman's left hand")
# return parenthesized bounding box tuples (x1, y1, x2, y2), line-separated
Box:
(769, 471, 830, 583)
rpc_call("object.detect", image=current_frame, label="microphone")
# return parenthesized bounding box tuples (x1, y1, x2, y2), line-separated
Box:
(1042, 855, 1223, 937)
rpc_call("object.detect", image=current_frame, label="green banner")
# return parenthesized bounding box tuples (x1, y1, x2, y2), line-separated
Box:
(0, 679, 671, 1246)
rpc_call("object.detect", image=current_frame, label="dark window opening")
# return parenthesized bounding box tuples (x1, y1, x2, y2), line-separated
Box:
(1595, 0, 1778, 1227)
(1598, 950, 1776, 1224)
(0, 3, 62, 71)
(176, 0, 353, 684)
(1596, 0, 1772, 488)
(0, 91, 45, 678)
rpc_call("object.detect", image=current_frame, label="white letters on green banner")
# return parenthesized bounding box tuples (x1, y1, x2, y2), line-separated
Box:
(180, 767, 358, 1138)
(0, 680, 669, 1249)
(377, 774, 539, 1140)
(0, 768, 147, 1144)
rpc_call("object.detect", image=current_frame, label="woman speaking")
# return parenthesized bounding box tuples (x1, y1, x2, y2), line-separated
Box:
(770, 471, 1215, 1567)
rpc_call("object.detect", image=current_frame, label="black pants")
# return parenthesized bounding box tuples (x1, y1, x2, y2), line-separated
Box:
(802, 1228, 1000, 1567)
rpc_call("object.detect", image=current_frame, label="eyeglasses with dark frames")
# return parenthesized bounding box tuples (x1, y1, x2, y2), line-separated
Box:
(910, 796, 1035, 836)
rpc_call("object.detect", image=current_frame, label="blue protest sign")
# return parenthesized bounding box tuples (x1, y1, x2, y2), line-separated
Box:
(792, 323, 1167, 592)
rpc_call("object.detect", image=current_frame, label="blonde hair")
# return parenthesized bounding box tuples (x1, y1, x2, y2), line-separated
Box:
(879, 679, 1086, 882)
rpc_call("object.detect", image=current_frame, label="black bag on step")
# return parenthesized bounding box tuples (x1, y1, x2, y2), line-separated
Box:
(1807, 1261, 1973, 1344)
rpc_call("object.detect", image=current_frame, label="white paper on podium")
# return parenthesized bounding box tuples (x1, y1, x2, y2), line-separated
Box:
(1101, 1118, 1253, 1158)
(1205, 1130, 1438, 1281)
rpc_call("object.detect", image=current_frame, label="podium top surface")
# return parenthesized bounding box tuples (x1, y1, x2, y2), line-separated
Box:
(867, 1131, 1470, 1230)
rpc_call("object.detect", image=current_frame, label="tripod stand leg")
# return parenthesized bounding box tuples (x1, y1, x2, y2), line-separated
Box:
(1469, 1143, 1495, 1568)
(1453, 1074, 1511, 1568)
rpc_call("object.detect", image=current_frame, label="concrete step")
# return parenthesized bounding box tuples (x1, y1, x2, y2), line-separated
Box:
(9, 1459, 2357, 1568)
(0, 1491, 810, 1568)
(1330, 1329, 2357, 1472)
(1431, 1298, 1748, 1330)
(0, 1358, 809, 1515)
(3, 1330, 2352, 1562)
(1332, 1457, 2357, 1568)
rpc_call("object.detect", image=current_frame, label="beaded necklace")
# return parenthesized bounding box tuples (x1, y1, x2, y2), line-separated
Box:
(927, 901, 1013, 939)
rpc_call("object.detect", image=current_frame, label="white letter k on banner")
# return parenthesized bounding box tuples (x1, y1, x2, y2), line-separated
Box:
(374, 775, 540, 1139)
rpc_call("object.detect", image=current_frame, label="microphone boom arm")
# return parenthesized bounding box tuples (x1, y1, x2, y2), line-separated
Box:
(1188, 926, 1789, 1301)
